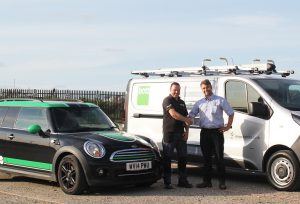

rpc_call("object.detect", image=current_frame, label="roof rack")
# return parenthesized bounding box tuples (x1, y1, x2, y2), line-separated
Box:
(131, 59, 294, 78)
(0, 98, 43, 102)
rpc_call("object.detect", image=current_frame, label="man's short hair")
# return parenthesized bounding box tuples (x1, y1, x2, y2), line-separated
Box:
(170, 82, 180, 89)
(200, 79, 212, 87)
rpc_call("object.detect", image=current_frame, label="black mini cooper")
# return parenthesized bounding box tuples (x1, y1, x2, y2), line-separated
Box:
(0, 99, 161, 194)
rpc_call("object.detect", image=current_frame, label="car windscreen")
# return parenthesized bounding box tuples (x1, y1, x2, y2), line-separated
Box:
(253, 78, 300, 111)
(50, 107, 116, 133)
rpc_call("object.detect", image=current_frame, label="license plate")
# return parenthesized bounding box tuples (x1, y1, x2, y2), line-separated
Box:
(126, 161, 152, 171)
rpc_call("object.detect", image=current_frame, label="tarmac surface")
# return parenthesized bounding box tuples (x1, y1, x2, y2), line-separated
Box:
(0, 165, 299, 204)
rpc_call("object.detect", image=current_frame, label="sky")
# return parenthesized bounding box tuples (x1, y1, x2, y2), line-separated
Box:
(0, 0, 300, 91)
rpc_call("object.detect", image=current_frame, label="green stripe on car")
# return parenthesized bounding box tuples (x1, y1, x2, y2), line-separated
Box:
(3, 157, 52, 171)
(96, 131, 136, 142)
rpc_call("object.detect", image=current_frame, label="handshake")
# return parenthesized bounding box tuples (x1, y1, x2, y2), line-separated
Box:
(184, 117, 193, 126)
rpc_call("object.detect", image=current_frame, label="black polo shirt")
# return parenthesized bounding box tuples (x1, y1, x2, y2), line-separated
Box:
(162, 94, 188, 142)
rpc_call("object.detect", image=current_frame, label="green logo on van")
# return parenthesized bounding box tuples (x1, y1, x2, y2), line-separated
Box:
(137, 86, 150, 105)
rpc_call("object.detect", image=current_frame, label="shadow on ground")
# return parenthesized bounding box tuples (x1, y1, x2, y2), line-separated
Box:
(0, 166, 282, 197)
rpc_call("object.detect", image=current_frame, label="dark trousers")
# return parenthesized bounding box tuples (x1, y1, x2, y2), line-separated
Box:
(162, 133, 187, 185)
(200, 128, 225, 183)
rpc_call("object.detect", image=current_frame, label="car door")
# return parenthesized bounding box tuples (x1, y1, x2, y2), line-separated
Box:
(3, 107, 56, 173)
(224, 80, 270, 171)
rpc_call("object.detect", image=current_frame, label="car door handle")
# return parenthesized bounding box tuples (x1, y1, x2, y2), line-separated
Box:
(8, 134, 15, 140)
(51, 139, 60, 145)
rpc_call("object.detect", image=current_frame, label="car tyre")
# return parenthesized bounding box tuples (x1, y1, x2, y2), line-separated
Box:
(266, 150, 300, 191)
(58, 155, 87, 195)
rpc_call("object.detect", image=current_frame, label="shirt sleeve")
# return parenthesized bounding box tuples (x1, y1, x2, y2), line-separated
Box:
(221, 98, 234, 116)
(188, 101, 200, 118)
(162, 97, 174, 112)
(183, 102, 188, 116)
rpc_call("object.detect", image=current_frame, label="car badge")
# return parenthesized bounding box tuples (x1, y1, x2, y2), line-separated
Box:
(131, 145, 138, 148)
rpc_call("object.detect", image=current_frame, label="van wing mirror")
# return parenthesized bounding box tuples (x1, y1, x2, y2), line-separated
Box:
(248, 102, 269, 118)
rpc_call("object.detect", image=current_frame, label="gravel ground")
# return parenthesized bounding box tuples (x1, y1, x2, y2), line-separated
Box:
(0, 166, 299, 204)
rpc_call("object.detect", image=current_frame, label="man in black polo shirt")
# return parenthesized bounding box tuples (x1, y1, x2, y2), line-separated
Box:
(162, 82, 193, 189)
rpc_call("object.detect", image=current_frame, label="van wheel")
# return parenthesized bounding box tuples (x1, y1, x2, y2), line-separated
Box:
(266, 150, 300, 191)
(58, 155, 87, 195)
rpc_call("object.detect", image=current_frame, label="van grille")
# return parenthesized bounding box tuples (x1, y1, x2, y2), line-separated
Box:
(110, 148, 155, 162)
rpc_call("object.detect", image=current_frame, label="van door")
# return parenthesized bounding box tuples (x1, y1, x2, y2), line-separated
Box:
(224, 80, 270, 171)
(3, 107, 55, 173)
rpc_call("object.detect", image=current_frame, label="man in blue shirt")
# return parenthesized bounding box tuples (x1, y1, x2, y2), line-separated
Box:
(189, 79, 234, 190)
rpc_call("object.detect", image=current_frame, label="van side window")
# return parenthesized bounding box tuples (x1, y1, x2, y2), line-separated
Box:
(0, 107, 8, 126)
(247, 85, 262, 104)
(225, 81, 248, 113)
(15, 108, 49, 131)
(226, 80, 270, 118)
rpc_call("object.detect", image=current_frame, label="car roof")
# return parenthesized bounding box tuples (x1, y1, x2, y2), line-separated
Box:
(0, 99, 98, 108)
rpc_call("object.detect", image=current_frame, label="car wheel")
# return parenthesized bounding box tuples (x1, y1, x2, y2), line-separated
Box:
(58, 155, 87, 195)
(266, 150, 300, 191)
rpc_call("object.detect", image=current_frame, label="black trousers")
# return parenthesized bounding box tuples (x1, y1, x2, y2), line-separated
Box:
(162, 133, 187, 185)
(200, 128, 225, 183)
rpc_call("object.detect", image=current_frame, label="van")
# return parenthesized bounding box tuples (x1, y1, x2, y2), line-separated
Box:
(125, 60, 300, 191)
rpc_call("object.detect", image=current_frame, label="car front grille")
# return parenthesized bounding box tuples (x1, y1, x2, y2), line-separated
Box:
(110, 148, 156, 162)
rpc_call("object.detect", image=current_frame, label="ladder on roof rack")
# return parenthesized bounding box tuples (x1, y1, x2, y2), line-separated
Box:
(131, 63, 294, 78)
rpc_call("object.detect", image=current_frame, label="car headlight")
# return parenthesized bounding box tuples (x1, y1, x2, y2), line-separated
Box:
(84, 141, 105, 158)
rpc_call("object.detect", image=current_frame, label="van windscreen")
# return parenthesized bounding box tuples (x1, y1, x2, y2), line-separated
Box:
(254, 79, 300, 111)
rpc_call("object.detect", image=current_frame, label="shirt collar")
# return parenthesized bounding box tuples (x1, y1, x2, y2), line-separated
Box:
(205, 94, 214, 101)
(169, 94, 181, 100)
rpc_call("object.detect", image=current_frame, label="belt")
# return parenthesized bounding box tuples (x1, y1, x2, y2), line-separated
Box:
(201, 128, 220, 131)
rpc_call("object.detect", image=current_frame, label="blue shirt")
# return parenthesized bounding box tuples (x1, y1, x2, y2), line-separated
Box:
(188, 94, 234, 129)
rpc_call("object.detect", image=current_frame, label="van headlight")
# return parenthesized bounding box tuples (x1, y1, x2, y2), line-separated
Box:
(292, 114, 300, 126)
(84, 141, 105, 158)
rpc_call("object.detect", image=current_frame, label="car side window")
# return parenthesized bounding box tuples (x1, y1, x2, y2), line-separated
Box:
(0, 107, 8, 127)
(226, 81, 248, 113)
(2, 107, 20, 128)
(15, 108, 49, 131)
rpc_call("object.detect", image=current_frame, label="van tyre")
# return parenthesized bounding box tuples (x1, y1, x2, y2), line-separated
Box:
(58, 155, 87, 195)
(266, 150, 300, 191)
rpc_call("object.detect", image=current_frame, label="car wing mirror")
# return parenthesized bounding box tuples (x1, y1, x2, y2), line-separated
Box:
(28, 124, 49, 138)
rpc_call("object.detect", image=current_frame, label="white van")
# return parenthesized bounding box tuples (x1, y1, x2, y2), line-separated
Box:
(125, 61, 300, 191)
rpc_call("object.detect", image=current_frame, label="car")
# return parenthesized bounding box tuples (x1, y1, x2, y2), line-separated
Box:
(0, 99, 162, 194)
(126, 60, 300, 191)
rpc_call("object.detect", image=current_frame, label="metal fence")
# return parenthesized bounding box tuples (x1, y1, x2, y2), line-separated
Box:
(0, 88, 125, 122)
